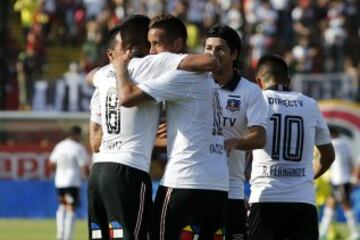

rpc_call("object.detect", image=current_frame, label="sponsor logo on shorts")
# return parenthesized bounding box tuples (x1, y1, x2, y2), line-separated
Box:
(109, 221, 123, 239)
(91, 223, 102, 239)
(180, 225, 200, 240)
(213, 228, 224, 240)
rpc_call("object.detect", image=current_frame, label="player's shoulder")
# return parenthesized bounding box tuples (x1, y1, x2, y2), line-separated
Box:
(297, 93, 320, 111)
(238, 77, 262, 92)
(137, 52, 177, 63)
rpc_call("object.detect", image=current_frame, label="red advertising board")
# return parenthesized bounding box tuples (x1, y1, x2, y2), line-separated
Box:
(0, 144, 55, 179)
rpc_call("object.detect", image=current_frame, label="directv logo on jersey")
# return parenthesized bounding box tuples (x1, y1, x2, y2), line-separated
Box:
(226, 99, 240, 112)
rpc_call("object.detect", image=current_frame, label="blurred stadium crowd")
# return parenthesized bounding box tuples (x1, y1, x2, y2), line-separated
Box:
(0, 0, 359, 111)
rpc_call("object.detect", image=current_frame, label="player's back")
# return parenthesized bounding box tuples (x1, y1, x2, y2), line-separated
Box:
(93, 53, 186, 173)
(50, 138, 87, 187)
(251, 90, 326, 205)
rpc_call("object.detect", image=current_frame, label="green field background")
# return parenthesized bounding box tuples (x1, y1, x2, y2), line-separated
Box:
(0, 219, 87, 240)
(0, 219, 356, 240)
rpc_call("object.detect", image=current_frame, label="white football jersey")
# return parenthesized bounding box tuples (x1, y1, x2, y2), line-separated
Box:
(330, 137, 353, 185)
(90, 89, 101, 124)
(93, 52, 186, 172)
(139, 70, 229, 191)
(250, 90, 331, 205)
(219, 77, 268, 199)
(49, 138, 89, 188)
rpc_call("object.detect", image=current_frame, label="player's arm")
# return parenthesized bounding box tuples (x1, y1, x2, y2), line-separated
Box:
(225, 125, 266, 153)
(89, 89, 102, 152)
(178, 53, 220, 72)
(313, 143, 335, 179)
(245, 151, 253, 181)
(89, 121, 102, 153)
(47, 160, 56, 172)
(85, 67, 99, 86)
(81, 165, 90, 178)
(114, 50, 154, 107)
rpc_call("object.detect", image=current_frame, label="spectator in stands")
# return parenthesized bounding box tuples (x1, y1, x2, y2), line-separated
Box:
(13, 0, 40, 41)
(80, 19, 104, 72)
(48, 126, 90, 240)
(319, 127, 360, 240)
(323, 0, 348, 72)
(62, 62, 85, 112)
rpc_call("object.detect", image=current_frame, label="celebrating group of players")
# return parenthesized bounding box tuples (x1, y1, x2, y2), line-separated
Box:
(86, 13, 335, 240)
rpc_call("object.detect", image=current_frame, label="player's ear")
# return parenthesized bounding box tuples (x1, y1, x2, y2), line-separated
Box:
(231, 49, 238, 62)
(107, 48, 114, 61)
(255, 76, 263, 89)
(174, 38, 184, 52)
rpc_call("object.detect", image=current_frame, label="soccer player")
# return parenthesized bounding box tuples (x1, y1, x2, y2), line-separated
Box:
(87, 15, 220, 240)
(319, 127, 360, 240)
(249, 54, 335, 240)
(48, 125, 89, 240)
(114, 19, 229, 240)
(204, 25, 268, 240)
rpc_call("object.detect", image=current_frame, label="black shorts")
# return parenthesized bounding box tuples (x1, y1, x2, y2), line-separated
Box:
(88, 162, 153, 240)
(151, 185, 228, 240)
(331, 183, 352, 203)
(248, 202, 318, 240)
(57, 187, 80, 207)
(226, 199, 248, 240)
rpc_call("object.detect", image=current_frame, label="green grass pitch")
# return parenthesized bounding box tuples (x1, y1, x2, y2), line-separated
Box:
(0, 219, 87, 240)
(0, 219, 357, 239)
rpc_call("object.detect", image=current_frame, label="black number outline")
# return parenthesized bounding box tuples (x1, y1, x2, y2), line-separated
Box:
(270, 114, 304, 162)
(105, 88, 121, 134)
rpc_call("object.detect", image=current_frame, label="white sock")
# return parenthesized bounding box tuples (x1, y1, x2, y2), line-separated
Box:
(56, 205, 66, 239)
(345, 210, 359, 238)
(319, 206, 334, 237)
(63, 210, 75, 240)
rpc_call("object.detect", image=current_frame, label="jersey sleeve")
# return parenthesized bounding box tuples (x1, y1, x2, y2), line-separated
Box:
(93, 66, 110, 88)
(138, 70, 199, 103)
(90, 89, 101, 124)
(314, 103, 331, 146)
(129, 52, 187, 79)
(77, 145, 89, 167)
(92, 68, 102, 88)
(246, 86, 268, 128)
(155, 52, 187, 72)
(49, 145, 60, 163)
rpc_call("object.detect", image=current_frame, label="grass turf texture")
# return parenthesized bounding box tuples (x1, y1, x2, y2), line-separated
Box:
(0, 219, 87, 240)
(0, 219, 358, 239)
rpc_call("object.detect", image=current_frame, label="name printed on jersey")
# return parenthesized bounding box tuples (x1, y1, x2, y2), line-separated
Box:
(262, 165, 306, 177)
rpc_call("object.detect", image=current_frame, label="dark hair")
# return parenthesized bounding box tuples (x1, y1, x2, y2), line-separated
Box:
(69, 126, 82, 136)
(149, 14, 187, 44)
(107, 15, 150, 55)
(107, 24, 121, 50)
(205, 25, 242, 69)
(256, 54, 289, 83)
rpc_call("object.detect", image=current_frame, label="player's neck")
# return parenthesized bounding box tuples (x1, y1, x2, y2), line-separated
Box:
(266, 83, 290, 91)
(213, 69, 234, 86)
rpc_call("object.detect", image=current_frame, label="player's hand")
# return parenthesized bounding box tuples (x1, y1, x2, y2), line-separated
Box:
(113, 49, 132, 70)
(156, 123, 167, 139)
(224, 138, 238, 156)
(155, 123, 167, 148)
